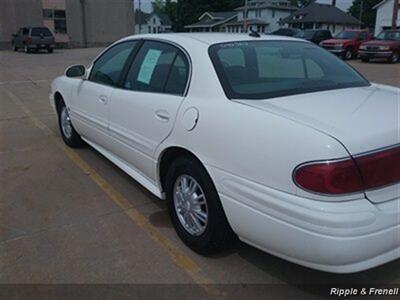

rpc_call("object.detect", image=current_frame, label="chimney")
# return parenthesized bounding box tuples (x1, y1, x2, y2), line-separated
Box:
(332, 0, 336, 6)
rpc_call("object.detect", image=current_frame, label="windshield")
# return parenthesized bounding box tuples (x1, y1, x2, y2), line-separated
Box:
(376, 31, 400, 41)
(335, 31, 358, 39)
(31, 27, 52, 37)
(294, 30, 315, 39)
(209, 41, 369, 100)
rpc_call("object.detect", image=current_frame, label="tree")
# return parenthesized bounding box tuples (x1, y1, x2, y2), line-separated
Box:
(348, 0, 381, 30)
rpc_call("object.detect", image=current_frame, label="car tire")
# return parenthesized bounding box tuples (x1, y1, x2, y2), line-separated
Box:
(342, 48, 353, 60)
(388, 52, 399, 64)
(165, 156, 237, 254)
(48, 48, 53, 53)
(13, 44, 18, 52)
(57, 101, 85, 148)
(361, 57, 369, 63)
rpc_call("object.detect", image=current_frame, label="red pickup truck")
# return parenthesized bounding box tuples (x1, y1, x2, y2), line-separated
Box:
(320, 30, 372, 60)
(359, 30, 400, 64)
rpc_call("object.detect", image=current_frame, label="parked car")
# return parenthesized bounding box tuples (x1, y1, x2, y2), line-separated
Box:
(51, 33, 400, 274)
(12, 26, 55, 53)
(359, 30, 400, 63)
(293, 29, 332, 44)
(320, 29, 372, 60)
(270, 28, 301, 37)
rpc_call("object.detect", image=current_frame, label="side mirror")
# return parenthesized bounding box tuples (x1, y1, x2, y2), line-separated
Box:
(65, 65, 86, 78)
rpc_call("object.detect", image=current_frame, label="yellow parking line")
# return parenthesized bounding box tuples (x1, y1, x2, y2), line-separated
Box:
(6, 90, 224, 298)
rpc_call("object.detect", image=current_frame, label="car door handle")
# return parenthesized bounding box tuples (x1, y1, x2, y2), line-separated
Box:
(98, 95, 108, 104)
(155, 110, 170, 122)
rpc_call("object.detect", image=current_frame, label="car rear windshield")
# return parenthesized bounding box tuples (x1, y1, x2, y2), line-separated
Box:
(31, 27, 52, 37)
(209, 41, 369, 100)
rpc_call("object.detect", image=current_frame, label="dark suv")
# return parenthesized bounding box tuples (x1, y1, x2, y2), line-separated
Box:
(294, 29, 332, 44)
(12, 27, 55, 53)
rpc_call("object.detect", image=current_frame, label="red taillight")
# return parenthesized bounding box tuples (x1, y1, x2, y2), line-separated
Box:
(355, 146, 400, 190)
(294, 146, 400, 195)
(294, 159, 363, 194)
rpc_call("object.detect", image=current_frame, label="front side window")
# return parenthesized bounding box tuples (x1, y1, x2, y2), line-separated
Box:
(90, 41, 137, 86)
(336, 31, 358, 39)
(124, 41, 189, 95)
(209, 41, 369, 100)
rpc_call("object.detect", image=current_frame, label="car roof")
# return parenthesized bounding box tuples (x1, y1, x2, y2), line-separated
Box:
(121, 33, 303, 46)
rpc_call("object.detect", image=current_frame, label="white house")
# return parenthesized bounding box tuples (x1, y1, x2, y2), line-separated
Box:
(374, 0, 400, 36)
(185, 12, 238, 32)
(227, 0, 298, 33)
(135, 11, 172, 34)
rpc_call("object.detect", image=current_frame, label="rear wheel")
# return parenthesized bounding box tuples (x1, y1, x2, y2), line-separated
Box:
(57, 101, 85, 148)
(13, 43, 18, 52)
(165, 157, 237, 254)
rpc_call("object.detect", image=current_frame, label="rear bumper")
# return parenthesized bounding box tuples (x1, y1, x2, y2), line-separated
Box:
(359, 50, 393, 58)
(209, 166, 400, 273)
(27, 43, 54, 49)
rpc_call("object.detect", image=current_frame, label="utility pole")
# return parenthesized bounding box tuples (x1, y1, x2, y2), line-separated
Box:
(138, 0, 142, 33)
(359, 0, 364, 29)
(244, 0, 248, 32)
(79, 0, 87, 48)
(393, 0, 399, 30)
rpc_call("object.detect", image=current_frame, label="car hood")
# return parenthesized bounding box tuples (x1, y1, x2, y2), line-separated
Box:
(322, 39, 352, 44)
(362, 40, 399, 47)
(236, 84, 400, 155)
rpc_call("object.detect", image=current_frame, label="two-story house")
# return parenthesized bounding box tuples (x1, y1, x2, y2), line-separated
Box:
(374, 0, 400, 36)
(224, 0, 298, 33)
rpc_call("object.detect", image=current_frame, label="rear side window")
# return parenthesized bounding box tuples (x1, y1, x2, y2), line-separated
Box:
(89, 41, 137, 87)
(124, 41, 189, 95)
(209, 41, 369, 100)
(31, 27, 53, 37)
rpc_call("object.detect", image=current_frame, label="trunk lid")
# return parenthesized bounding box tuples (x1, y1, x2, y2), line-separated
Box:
(237, 84, 400, 203)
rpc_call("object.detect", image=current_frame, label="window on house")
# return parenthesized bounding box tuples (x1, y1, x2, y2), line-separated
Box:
(272, 9, 276, 18)
(43, 9, 53, 19)
(43, 8, 67, 34)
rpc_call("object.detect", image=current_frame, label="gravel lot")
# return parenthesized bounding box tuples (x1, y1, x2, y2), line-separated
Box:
(0, 48, 399, 299)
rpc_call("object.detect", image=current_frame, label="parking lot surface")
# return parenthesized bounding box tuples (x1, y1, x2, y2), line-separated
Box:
(1, 48, 399, 299)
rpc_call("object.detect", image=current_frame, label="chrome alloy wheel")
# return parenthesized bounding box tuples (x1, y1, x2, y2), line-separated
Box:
(60, 107, 73, 139)
(173, 175, 208, 236)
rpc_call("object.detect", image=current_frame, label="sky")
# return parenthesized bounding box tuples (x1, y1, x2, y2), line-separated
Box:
(133, 0, 354, 13)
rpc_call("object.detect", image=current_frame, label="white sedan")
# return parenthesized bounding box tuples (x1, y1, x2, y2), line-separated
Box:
(50, 33, 400, 273)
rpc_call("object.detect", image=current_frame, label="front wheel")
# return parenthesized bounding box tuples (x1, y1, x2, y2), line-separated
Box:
(13, 44, 18, 51)
(342, 48, 353, 60)
(361, 57, 370, 63)
(57, 102, 85, 148)
(388, 52, 399, 64)
(165, 157, 237, 254)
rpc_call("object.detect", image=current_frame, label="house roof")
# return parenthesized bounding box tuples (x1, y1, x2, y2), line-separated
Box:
(223, 19, 269, 27)
(235, 0, 297, 11)
(185, 11, 238, 29)
(134, 10, 150, 25)
(282, 3, 360, 25)
(153, 13, 172, 26)
(373, 0, 400, 10)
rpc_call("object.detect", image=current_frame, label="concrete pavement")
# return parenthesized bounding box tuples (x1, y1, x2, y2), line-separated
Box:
(1, 48, 399, 299)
